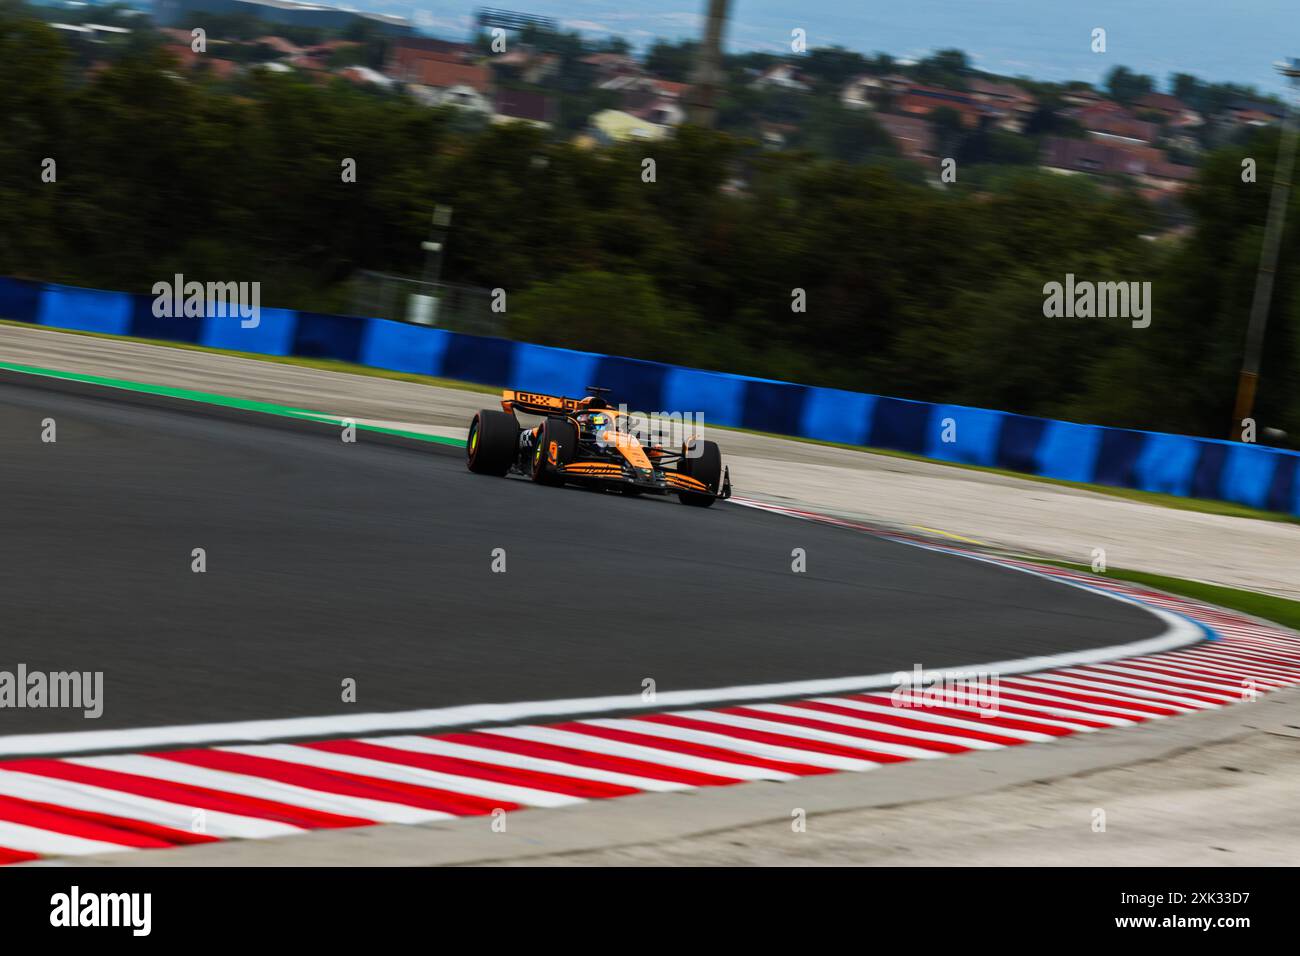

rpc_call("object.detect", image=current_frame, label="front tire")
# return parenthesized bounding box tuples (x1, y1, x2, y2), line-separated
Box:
(530, 417, 578, 486)
(467, 409, 518, 476)
(676, 439, 721, 507)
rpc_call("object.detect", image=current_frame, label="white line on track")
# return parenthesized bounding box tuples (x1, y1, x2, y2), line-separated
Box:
(0, 500, 1208, 758)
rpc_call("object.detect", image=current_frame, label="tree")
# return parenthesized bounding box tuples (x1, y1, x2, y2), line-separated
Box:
(960, 128, 1037, 166)
(914, 49, 970, 89)
(928, 106, 966, 159)
(2, 6, 1294, 442)
(801, 46, 871, 93)
(1105, 65, 1155, 104)
(1171, 72, 1200, 104)
(645, 39, 697, 81)
(796, 101, 895, 164)
(509, 271, 691, 362)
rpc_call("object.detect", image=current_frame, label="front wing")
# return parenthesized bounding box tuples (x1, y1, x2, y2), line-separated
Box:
(555, 457, 730, 499)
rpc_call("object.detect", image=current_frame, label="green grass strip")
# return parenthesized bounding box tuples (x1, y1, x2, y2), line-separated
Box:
(0, 359, 465, 448)
(1044, 561, 1300, 633)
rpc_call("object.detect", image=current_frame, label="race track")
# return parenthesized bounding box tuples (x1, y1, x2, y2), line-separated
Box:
(0, 375, 1164, 737)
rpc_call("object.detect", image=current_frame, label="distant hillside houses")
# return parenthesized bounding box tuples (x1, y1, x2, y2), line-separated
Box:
(384, 38, 557, 129)
(752, 63, 811, 92)
(587, 108, 669, 143)
(1040, 136, 1196, 200)
(1133, 92, 1203, 128)
(1066, 102, 1160, 145)
(874, 113, 938, 167)
(841, 74, 1038, 133)
(61, 8, 1292, 197)
(153, 0, 412, 37)
(1227, 99, 1288, 127)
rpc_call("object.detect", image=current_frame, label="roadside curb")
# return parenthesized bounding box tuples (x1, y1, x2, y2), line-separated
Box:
(43, 684, 1300, 867)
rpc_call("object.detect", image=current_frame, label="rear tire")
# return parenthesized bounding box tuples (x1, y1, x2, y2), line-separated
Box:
(466, 409, 518, 476)
(531, 417, 578, 486)
(676, 439, 721, 507)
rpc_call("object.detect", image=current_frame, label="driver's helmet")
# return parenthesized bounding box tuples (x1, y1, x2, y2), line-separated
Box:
(577, 411, 611, 437)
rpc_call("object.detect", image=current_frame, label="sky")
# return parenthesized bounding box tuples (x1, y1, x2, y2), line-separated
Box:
(374, 0, 1300, 96)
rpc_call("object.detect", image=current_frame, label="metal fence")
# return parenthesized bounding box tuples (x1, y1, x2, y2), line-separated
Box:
(348, 271, 505, 337)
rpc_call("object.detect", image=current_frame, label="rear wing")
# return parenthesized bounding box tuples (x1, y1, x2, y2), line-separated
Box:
(501, 389, 584, 417)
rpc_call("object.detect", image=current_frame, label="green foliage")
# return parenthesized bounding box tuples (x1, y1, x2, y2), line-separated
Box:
(1080, 126, 1300, 440)
(1, 11, 1297, 443)
(1023, 104, 1085, 138)
(1169, 71, 1284, 118)
(912, 49, 971, 90)
(959, 128, 1038, 166)
(509, 271, 692, 362)
(799, 46, 872, 94)
(927, 106, 965, 158)
(790, 100, 896, 164)
(644, 39, 697, 82)
(1105, 65, 1155, 104)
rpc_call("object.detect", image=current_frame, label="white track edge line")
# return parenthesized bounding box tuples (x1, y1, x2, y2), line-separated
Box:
(0, 502, 1209, 757)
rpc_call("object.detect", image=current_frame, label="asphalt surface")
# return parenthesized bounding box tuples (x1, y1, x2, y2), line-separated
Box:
(6, 323, 1298, 602)
(0, 376, 1164, 736)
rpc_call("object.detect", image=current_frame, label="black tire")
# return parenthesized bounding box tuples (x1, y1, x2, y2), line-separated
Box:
(466, 409, 518, 476)
(676, 439, 721, 507)
(530, 417, 578, 486)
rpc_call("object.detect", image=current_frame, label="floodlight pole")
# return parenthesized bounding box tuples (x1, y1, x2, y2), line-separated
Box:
(1232, 58, 1300, 440)
(685, 0, 732, 128)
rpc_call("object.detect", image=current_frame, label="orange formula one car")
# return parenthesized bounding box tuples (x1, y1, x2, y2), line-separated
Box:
(466, 387, 731, 507)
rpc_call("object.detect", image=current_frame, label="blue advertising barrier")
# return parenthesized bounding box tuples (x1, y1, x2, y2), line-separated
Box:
(3, 275, 1298, 516)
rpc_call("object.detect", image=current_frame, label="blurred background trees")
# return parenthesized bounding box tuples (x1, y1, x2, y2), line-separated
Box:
(0, 12, 1296, 444)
